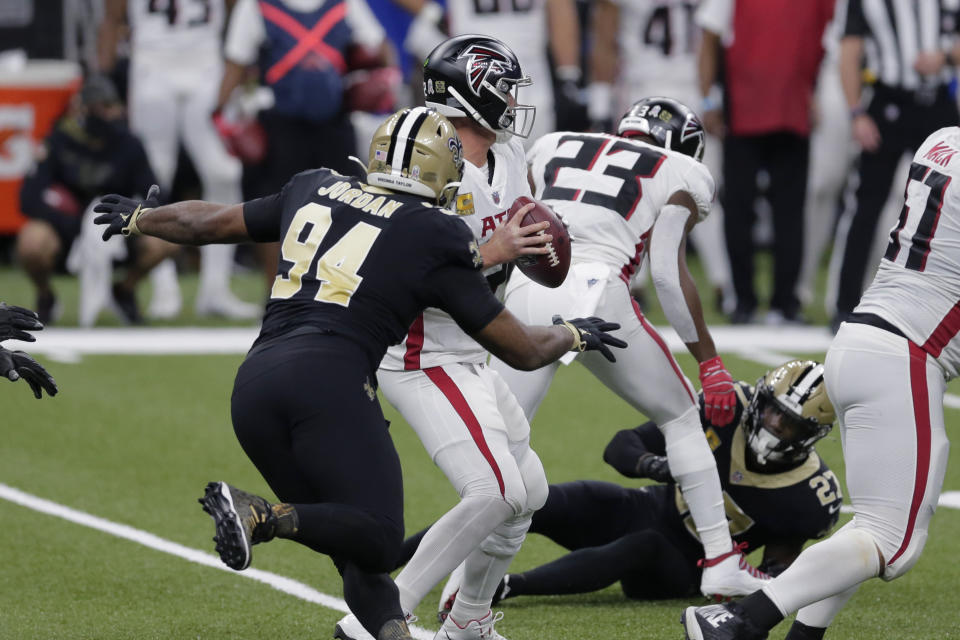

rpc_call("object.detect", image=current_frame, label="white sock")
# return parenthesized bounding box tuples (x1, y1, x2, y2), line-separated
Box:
(395, 496, 512, 612)
(763, 526, 881, 616)
(660, 406, 731, 558)
(795, 584, 860, 629)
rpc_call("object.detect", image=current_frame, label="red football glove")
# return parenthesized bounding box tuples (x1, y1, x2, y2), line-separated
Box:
(698, 355, 736, 426)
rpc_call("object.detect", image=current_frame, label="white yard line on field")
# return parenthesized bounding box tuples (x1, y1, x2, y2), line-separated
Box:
(0, 483, 434, 640)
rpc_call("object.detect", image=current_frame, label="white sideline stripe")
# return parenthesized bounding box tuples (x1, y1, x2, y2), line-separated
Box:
(0, 483, 434, 640)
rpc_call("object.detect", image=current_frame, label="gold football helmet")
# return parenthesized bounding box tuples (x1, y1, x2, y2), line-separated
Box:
(366, 107, 466, 210)
(745, 360, 836, 465)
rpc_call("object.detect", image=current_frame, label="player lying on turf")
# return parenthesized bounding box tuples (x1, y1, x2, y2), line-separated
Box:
(91, 107, 625, 640)
(0, 302, 57, 399)
(405, 361, 840, 611)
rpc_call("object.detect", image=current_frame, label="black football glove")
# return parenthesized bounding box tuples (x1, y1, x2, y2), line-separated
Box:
(0, 302, 43, 343)
(0, 347, 58, 399)
(634, 453, 672, 483)
(553, 315, 628, 362)
(93, 184, 160, 240)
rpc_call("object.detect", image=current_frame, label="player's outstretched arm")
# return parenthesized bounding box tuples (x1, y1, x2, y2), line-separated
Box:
(649, 190, 735, 426)
(472, 309, 626, 371)
(94, 185, 250, 245)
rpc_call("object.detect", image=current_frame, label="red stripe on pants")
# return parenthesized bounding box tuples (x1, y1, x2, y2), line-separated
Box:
(890, 343, 934, 565)
(404, 314, 424, 370)
(423, 367, 506, 498)
(632, 297, 696, 405)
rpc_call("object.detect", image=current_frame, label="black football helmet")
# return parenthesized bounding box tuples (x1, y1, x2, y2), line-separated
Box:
(617, 97, 705, 161)
(422, 34, 535, 141)
(744, 360, 835, 466)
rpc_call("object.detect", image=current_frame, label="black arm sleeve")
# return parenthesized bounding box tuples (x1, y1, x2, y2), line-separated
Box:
(429, 264, 504, 334)
(242, 192, 283, 242)
(844, 0, 868, 37)
(603, 422, 667, 478)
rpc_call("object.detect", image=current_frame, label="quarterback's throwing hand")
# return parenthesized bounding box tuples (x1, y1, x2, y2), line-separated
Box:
(554, 315, 628, 362)
(0, 347, 58, 399)
(93, 184, 160, 240)
(699, 355, 735, 426)
(0, 302, 43, 343)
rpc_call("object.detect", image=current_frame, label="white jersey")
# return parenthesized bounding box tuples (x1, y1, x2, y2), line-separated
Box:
(127, 0, 224, 63)
(615, 0, 700, 108)
(528, 131, 714, 280)
(856, 126, 960, 379)
(381, 138, 531, 371)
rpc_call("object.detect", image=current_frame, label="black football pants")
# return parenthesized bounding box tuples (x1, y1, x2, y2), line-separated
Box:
(231, 331, 403, 637)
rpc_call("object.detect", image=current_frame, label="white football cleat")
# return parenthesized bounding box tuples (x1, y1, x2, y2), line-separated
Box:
(434, 611, 507, 640)
(699, 543, 770, 599)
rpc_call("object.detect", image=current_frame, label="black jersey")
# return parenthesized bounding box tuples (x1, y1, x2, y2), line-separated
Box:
(242, 168, 504, 368)
(604, 383, 841, 557)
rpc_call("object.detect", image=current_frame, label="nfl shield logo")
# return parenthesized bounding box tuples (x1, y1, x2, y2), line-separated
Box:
(732, 471, 743, 484)
(492, 191, 500, 205)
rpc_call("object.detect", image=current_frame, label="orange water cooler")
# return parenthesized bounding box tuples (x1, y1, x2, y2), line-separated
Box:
(0, 60, 82, 235)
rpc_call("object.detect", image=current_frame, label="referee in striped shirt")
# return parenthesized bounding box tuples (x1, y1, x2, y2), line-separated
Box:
(832, 0, 960, 332)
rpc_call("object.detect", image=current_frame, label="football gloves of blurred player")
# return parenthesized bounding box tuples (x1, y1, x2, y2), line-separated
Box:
(93, 184, 160, 240)
(0, 302, 43, 342)
(0, 348, 57, 399)
(634, 453, 672, 484)
(699, 355, 736, 426)
(553, 315, 627, 362)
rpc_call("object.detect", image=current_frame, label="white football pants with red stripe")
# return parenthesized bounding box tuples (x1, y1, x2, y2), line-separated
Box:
(379, 363, 548, 515)
(492, 269, 737, 562)
(759, 322, 950, 624)
(826, 322, 949, 579)
(492, 271, 699, 425)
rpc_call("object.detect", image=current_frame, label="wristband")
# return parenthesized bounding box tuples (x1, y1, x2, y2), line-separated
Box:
(555, 65, 582, 83)
(559, 321, 585, 352)
(123, 206, 151, 236)
(849, 105, 867, 120)
(701, 85, 723, 113)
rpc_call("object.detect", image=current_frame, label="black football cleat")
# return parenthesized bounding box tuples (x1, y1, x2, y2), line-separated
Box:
(682, 603, 768, 640)
(199, 481, 277, 571)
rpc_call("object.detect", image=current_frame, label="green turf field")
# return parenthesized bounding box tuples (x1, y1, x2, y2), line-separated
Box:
(0, 265, 958, 639)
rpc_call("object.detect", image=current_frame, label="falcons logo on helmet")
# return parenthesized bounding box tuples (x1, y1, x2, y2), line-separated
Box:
(680, 114, 704, 146)
(458, 45, 513, 96)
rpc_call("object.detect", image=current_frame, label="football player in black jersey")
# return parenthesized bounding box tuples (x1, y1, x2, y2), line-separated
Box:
(410, 361, 840, 610)
(92, 107, 626, 640)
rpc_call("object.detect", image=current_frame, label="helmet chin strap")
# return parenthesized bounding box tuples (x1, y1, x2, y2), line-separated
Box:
(448, 85, 506, 139)
(348, 155, 368, 176)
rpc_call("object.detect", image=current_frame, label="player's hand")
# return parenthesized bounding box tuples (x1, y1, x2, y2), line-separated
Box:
(634, 453, 672, 483)
(554, 315, 628, 362)
(0, 347, 58, 399)
(851, 113, 881, 152)
(93, 184, 160, 240)
(699, 355, 735, 426)
(482, 203, 552, 267)
(0, 302, 43, 343)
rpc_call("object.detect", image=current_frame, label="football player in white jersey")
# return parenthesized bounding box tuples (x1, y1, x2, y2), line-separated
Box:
(390, 0, 582, 142)
(588, 0, 733, 314)
(682, 126, 960, 640)
(98, 0, 259, 319)
(492, 97, 770, 599)
(334, 35, 574, 640)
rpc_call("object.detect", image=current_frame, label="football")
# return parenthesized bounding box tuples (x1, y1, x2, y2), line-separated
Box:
(507, 196, 571, 288)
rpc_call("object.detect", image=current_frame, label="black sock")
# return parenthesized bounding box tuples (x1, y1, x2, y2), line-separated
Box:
(738, 590, 785, 631)
(784, 620, 827, 640)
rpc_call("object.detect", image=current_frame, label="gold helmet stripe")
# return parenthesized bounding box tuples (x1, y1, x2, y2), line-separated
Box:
(388, 106, 431, 176)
